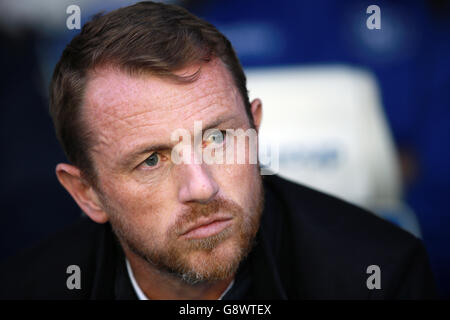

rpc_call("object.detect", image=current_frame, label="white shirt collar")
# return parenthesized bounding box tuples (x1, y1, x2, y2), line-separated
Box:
(125, 258, 234, 300)
(126, 258, 149, 300)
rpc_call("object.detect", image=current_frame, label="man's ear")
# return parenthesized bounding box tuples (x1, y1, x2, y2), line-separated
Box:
(55, 163, 109, 224)
(250, 98, 262, 131)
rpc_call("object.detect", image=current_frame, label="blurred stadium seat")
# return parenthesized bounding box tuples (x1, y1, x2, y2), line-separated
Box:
(248, 65, 422, 238)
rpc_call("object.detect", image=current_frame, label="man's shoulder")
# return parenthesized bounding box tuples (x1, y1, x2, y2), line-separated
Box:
(0, 217, 109, 299)
(264, 174, 416, 248)
(263, 175, 436, 298)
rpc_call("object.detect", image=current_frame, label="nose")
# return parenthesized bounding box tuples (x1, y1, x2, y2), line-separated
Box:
(177, 161, 219, 204)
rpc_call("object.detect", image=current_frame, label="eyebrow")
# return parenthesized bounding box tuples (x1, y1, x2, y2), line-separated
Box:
(119, 143, 173, 168)
(119, 114, 234, 168)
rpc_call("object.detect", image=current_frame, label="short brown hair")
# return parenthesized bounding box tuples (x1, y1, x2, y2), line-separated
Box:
(49, 1, 252, 182)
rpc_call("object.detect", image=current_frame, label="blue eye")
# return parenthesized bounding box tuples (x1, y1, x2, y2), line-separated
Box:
(144, 152, 159, 167)
(207, 130, 225, 145)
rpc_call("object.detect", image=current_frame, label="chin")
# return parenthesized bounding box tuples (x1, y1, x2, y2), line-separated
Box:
(182, 236, 243, 282)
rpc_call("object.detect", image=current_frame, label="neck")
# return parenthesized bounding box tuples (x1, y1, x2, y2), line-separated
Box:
(124, 248, 234, 300)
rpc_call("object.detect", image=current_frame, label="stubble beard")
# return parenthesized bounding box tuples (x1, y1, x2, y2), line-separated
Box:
(106, 177, 265, 286)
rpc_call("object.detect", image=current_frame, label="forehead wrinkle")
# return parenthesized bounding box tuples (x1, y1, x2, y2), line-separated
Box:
(92, 90, 225, 141)
(92, 90, 239, 158)
(84, 58, 236, 128)
(100, 80, 234, 137)
(95, 108, 162, 133)
(181, 77, 245, 124)
(87, 79, 220, 130)
(83, 58, 245, 165)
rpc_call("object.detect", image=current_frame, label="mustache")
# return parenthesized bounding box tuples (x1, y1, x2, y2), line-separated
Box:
(172, 197, 243, 236)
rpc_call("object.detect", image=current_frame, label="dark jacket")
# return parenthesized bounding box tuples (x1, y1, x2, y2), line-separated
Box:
(0, 175, 437, 299)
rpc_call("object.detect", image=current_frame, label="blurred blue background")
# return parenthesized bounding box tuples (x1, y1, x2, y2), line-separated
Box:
(0, 0, 449, 298)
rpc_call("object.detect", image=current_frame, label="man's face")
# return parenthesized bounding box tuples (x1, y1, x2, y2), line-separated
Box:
(82, 59, 264, 284)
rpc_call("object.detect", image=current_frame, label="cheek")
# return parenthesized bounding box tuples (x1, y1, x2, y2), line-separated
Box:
(99, 175, 177, 237)
(214, 162, 260, 204)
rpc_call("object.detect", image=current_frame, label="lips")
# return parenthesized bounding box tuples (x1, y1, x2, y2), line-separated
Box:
(180, 216, 233, 239)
